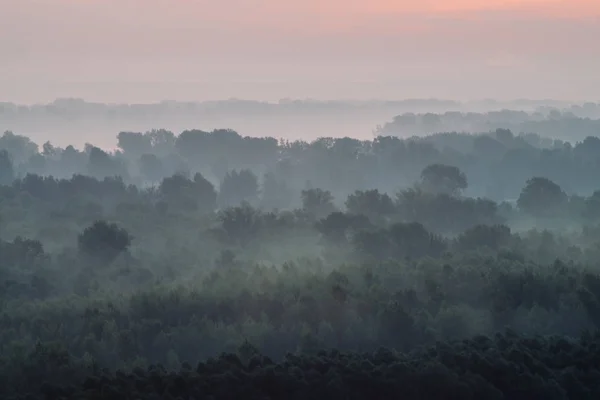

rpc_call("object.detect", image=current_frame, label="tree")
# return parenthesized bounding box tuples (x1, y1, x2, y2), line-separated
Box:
(388, 222, 446, 259)
(260, 171, 294, 211)
(352, 229, 392, 260)
(26, 153, 47, 175)
(146, 129, 176, 156)
(574, 136, 600, 164)
(42, 141, 59, 158)
(159, 173, 217, 213)
(175, 129, 211, 163)
(422, 113, 441, 128)
(301, 188, 336, 219)
(193, 172, 218, 213)
(78, 220, 132, 262)
(494, 128, 514, 144)
(138, 154, 164, 184)
(215, 249, 237, 268)
(18, 174, 51, 200)
(0, 131, 38, 165)
(159, 174, 197, 211)
(584, 190, 600, 221)
(117, 131, 152, 156)
(87, 146, 127, 179)
(0, 236, 47, 268)
(0, 149, 14, 185)
(316, 212, 371, 244)
(219, 169, 259, 208)
(456, 224, 512, 252)
(352, 222, 446, 260)
(473, 135, 506, 160)
(60, 145, 86, 175)
(217, 203, 261, 246)
(517, 177, 567, 218)
(420, 164, 467, 196)
(345, 189, 395, 222)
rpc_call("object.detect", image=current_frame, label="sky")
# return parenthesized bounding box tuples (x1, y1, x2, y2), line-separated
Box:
(1, 0, 599, 103)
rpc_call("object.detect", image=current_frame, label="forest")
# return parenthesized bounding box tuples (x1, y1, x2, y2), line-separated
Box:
(3, 124, 600, 398)
(3, 98, 600, 147)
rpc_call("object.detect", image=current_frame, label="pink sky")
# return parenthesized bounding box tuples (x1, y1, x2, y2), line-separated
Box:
(1, 0, 599, 102)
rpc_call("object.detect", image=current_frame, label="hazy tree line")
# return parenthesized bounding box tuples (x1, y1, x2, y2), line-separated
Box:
(4, 127, 600, 398)
(4, 125, 600, 205)
(2, 99, 598, 122)
(2, 98, 600, 148)
(377, 108, 600, 142)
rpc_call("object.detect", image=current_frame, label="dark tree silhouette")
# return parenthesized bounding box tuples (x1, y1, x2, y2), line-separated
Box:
(138, 154, 164, 183)
(345, 189, 395, 222)
(301, 188, 336, 220)
(584, 190, 600, 221)
(219, 169, 259, 208)
(316, 212, 370, 244)
(0, 149, 14, 185)
(388, 222, 447, 259)
(78, 220, 132, 262)
(517, 177, 567, 218)
(456, 224, 512, 251)
(117, 132, 152, 156)
(217, 203, 261, 246)
(87, 146, 127, 180)
(193, 172, 218, 213)
(159, 173, 217, 213)
(420, 164, 467, 196)
(260, 171, 294, 211)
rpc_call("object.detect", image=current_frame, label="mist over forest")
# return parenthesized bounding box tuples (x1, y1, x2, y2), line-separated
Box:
(3, 98, 600, 148)
(3, 98, 600, 398)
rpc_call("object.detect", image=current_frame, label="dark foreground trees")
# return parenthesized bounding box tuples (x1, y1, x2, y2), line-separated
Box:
(4, 332, 600, 399)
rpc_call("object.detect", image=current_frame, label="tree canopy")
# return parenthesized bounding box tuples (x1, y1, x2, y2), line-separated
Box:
(518, 177, 568, 218)
(2, 120, 600, 398)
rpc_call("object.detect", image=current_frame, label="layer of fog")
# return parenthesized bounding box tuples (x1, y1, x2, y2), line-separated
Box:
(2, 98, 599, 149)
